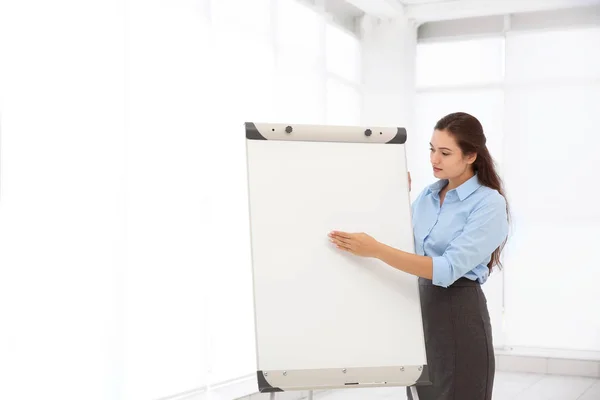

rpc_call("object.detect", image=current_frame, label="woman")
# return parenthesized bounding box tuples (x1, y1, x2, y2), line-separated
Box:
(328, 112, 509, 400)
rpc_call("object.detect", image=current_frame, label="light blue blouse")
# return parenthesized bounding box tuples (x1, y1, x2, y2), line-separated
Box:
(411, 174, 509, 288)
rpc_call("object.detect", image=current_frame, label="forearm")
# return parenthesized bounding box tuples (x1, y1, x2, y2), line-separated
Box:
(375, 242, 433, 280)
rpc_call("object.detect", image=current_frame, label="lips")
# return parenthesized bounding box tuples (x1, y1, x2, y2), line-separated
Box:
(433, 167, 442, 171)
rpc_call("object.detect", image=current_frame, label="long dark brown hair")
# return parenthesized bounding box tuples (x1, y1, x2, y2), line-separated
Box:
(434, 112, 510, 271)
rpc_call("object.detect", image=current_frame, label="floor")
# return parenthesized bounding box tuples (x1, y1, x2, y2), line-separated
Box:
(242, 372, 600, 400)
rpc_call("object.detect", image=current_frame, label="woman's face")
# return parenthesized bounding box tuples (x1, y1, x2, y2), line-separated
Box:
(429, 129, 476, 180)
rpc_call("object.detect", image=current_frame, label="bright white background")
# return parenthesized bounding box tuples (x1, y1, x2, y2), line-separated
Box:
(0, 0, 360, 399)
(0, 0, 598, 399)
(502, 26, 600, 352)
(0, 1, 125, 400)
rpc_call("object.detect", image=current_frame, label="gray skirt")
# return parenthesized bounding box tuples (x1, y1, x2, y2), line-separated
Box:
(407, 277, 495, 400)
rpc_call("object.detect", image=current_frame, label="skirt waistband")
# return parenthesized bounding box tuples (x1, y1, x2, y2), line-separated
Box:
(418, 277, 480, 287)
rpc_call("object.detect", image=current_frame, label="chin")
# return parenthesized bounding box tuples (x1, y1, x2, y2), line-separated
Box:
(433, 168, 444, 178)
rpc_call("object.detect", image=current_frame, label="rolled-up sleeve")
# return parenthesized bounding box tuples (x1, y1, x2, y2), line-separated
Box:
(432, 194, 509, 288)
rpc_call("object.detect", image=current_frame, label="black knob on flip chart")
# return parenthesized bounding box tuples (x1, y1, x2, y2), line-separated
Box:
(285, 126, 293, 133)
(365, 129, 372, 136)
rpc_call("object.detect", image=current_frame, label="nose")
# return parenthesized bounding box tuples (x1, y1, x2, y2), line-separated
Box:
(430, 151, 441, 165)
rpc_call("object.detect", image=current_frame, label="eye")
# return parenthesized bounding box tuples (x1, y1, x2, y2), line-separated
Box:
(442, 152, 450, 156)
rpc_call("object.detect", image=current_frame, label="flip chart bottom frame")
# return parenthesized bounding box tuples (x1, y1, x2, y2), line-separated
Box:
(258, 364, 430, 400)
(267, 388, 420, 400)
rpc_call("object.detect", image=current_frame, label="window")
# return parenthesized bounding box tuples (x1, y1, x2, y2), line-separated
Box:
(210, 28, 276, 123)
(502, 83, 600, 350)
(277, 0, 322, 64)
(416, 37, 505, 87)
(123, 6, 213, 398)
(501, 27, 600, 351)
(326, 23, 361, 83)
(326, 78, 361, 125)
(505, 27, 600, 83)
(273, 66, 324, 124)
(415, 27, 600, 353)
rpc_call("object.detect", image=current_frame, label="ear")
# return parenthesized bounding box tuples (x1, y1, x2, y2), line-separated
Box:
(466, 152, 477, 165)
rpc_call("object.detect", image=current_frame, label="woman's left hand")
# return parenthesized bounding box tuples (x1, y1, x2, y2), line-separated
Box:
(328, 231, 382, 258)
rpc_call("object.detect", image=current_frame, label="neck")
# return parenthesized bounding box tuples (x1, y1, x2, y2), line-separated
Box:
(446, 169, 475, 190)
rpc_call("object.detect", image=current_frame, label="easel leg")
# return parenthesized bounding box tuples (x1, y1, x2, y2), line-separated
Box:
(409, 386, 419, 400)
(269, 393, 275, 400)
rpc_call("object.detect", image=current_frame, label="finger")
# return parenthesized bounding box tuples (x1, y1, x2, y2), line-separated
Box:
(331, 236, 352, 246)
(331, 237, 352, 248)
(330, 231, 352, 239)
(338, 245, 353, 253)
(331, 238, 352, 250)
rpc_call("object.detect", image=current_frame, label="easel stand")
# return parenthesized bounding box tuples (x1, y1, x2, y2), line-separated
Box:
(410, 386, 419, 399)
(269, 391, 313, 400)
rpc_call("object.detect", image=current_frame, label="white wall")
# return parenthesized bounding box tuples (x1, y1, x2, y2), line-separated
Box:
(0, 1, 125, 399)
(0, 1, 363, 399)
(360, 16, 417, 130)
(124, 1, 211, 398)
